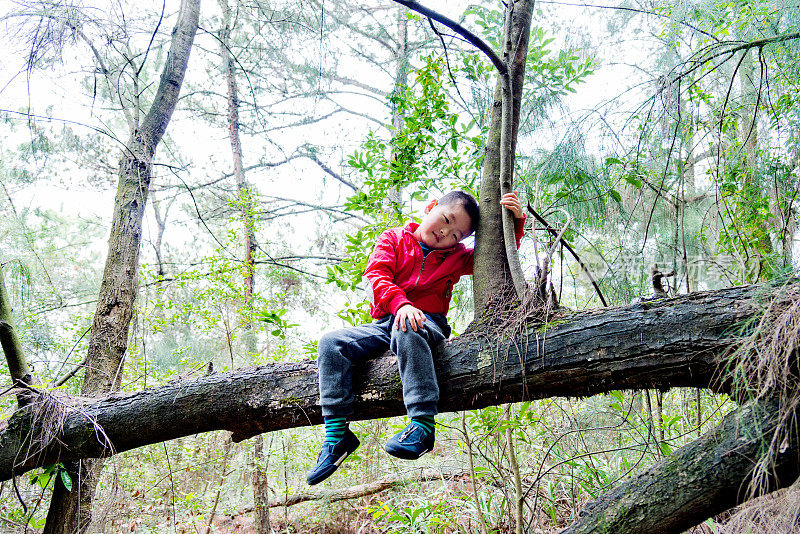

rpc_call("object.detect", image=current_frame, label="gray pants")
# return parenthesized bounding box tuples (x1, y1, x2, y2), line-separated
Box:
(317, 314, 450, 418)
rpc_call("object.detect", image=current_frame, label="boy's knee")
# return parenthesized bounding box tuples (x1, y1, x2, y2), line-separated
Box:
(318, 331, 342, 360)
(392, 325, 427, 346)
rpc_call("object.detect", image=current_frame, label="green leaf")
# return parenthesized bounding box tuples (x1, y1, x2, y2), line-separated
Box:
(60, 468, 73, 492)
(623, 174, 642, 188)
(35, 471, 51, 490)
(605, 157, 623, 166)
(609, 189, 622, 203)
(658, 441, 673, 456)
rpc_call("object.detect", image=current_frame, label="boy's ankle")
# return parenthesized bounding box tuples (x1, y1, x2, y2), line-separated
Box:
(323, 416, 349, 444)
(410, 414, 435, 435)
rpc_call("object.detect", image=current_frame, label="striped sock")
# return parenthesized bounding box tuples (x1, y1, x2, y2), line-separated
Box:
(411, 415, 435, 435)
(324, 416, 348, 444)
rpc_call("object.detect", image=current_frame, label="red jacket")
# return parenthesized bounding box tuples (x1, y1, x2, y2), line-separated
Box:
(364, 217, 525, 318)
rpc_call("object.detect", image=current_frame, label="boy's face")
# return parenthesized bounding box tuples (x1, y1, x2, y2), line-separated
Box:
(414, 200, 474, 249)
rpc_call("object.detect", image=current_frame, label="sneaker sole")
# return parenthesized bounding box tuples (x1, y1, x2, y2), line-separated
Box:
(385, 445, 432, 460)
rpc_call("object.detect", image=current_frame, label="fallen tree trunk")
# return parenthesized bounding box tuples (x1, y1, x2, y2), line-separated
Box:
(563, 392, 800, 534)
(0, 284, 760, 480)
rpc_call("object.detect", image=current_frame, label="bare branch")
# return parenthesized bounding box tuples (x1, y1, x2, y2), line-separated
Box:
(389, 0, 505, 74)
(250, 468, 467, 509)
(303, 153, 359, 191)
(527, 205, 608, 307)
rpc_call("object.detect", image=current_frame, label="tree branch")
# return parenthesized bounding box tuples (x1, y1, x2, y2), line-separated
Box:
(302, 153, 359, 191)
(527, 205, 608, 307)
(0, 263, 33, 406)
(499, 1, 531, 301)
(238, 467, 466, 510)
(389, 0, 506, 74)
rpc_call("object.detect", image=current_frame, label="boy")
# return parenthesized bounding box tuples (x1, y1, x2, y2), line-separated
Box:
(307, 190, 525, 485)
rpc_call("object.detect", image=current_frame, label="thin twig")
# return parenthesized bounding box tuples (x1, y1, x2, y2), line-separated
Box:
(53, 358, 87, 388)
(527, 205, 608, 307)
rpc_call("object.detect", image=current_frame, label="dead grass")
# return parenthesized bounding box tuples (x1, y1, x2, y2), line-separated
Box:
(726, 280, 800, 497)
(686, 481, 800, 533)
(733, 282, 800, 401)
(13, 388, 115, 471)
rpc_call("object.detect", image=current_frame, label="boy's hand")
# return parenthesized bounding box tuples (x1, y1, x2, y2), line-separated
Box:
(394, 304, 426, 332)
(500, 191, 523, 219)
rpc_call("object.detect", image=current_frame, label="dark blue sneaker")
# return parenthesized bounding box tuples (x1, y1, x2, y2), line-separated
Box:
(385, 423, 434, 460)
(306, 428, 360, 486)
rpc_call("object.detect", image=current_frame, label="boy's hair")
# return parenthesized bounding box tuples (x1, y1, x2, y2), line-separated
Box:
(438, 190, 480, 234)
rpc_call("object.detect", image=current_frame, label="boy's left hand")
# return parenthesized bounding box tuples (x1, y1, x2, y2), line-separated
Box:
(500, 191, 523, 219)
(394, 304, 426, 332)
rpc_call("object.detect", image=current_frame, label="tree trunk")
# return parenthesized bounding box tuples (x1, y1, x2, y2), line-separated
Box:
(217, 2, 266, 529)
(219, 0, 256, 310)
(386, 4, 409, 209)
(505, 404, 524, 534)
(0, 263, 33, 406)
(737, 48, 772, 280)
(43, 461, 92, 533)
(43, 0, 201, 531)
(3, 283, 763, 478)
(473, 0, 533, 313)
(563, 392, 800, 534)
(252, 435, 271, 533)
(498, 1, 531, 301)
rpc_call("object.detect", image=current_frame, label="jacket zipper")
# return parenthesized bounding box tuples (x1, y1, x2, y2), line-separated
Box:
(412, 252, 427, 290)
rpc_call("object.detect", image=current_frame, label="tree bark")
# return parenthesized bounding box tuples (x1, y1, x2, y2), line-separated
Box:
(2, 284, 760, 479)
(562, 392, 800, 534)
(474, 0, 533, 312)
(43, 0, 201, 532)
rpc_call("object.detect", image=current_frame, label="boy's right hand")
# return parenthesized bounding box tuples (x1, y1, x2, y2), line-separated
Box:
(394, 304, 426, 332)
(500, 191, 523, 219)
